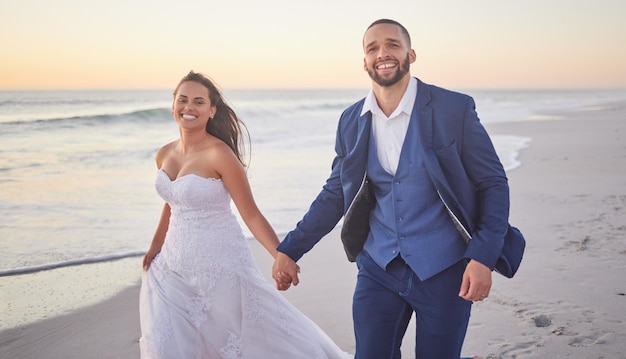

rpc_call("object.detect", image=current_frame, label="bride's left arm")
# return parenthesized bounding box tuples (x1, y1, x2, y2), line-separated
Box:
(214, 144, 281, 258)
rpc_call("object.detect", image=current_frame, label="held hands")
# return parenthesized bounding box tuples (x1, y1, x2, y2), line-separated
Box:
(272, 252, 300, 291)
(458, 259, 492, 302)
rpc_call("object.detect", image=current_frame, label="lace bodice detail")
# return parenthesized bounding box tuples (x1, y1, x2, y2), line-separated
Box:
(154, 169, 251, 278)
(156, 169, 231, 220)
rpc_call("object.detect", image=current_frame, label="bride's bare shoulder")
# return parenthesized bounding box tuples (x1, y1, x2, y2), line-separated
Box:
(204, 138, 236, 159)
(156, 140, 179, 167)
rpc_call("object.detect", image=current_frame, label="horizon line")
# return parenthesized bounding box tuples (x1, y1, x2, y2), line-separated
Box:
(2, 86, 626, 92)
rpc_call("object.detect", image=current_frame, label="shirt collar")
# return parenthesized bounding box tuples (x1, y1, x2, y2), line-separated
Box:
(361, 77, 418, 119)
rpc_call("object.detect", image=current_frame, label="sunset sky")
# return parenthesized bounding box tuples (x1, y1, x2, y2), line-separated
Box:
(1, 0, 625, 90)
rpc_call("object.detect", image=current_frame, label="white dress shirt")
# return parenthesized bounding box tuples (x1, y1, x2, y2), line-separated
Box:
(361, 77, 418, 175)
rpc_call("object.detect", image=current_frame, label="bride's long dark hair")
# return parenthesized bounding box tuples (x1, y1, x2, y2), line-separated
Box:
(173, 70, 250, 167)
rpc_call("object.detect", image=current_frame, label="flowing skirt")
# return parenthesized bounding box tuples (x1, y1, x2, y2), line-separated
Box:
(139, 253, 352, 359)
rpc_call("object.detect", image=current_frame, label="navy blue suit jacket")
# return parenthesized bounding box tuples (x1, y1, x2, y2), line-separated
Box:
(278, 78, 509, 275)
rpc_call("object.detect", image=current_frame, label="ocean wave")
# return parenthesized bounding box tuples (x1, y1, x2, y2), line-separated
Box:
(0, 250, 146, 277)
(0, 107, 171, 128)
(492, 135, 532, 171)
(0, 235, 268, 277)
(294, 101, 359, 112)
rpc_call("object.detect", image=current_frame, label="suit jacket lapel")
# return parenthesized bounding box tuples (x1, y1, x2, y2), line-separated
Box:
(414, 79, 472, 232)
(342, 108, 372, 212)
(414, 80, 455, 199)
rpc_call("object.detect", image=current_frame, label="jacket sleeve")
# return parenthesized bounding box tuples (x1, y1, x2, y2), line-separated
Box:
(458, 96, 510, 268)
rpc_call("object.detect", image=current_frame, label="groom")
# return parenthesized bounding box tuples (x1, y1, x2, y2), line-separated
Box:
(273, 19, 510, 358)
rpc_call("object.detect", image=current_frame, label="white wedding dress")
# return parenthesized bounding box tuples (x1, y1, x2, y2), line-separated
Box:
(139, 169, 352, 359)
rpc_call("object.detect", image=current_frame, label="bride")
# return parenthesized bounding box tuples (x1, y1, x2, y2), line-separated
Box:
(139, 70, 352, 359)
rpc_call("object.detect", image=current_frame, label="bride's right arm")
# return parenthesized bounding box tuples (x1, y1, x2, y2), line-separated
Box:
(143, 203, 171, 270)
(143, 145, 173, 270)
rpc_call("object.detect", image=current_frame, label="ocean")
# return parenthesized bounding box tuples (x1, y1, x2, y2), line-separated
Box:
(1, 87, 625, 276)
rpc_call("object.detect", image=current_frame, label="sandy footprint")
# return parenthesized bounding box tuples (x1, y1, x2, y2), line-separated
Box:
(474, 297, 625, 358)
(554, 195, 626, 255)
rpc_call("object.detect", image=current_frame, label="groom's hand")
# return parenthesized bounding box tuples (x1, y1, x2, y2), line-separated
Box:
(273, 252, 300, 291)
(459, 259, 492, 302)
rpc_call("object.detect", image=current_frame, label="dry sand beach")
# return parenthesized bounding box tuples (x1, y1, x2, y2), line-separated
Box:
(1, 101, 625, 358)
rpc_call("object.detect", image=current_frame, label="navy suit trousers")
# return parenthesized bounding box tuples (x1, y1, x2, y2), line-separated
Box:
(353, 251, 472, 359)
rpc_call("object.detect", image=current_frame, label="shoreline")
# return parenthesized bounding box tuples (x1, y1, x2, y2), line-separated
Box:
(2, 100, 626, 358)
(0, 228, 357, 359)
(461, 100, 626, 357)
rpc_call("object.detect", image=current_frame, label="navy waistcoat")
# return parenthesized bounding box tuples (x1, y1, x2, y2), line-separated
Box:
(364, 114, 463, 279)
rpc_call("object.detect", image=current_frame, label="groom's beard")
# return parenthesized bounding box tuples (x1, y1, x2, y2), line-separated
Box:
(367, 53, 411, 87)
